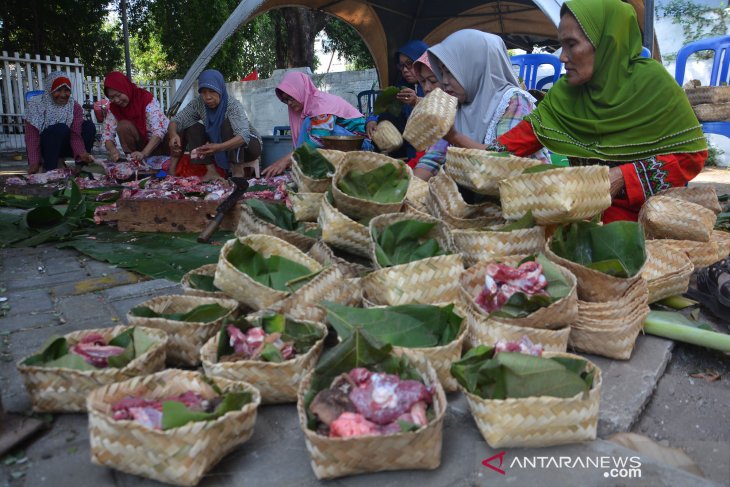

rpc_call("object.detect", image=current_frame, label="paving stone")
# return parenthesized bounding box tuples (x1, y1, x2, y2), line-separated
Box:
(0, 289, 54, 318)
(56, 294, 118, 326)
(101, 279, 181, 302)
(3, 269, 91, 292)
(0, 311, 62, 334)
(49, 271, 141, 298)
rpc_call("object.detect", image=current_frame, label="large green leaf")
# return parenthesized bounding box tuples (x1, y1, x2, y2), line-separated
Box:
(129, 303, 230, 322)
(373, 86, 401, 117)
(372, 219, 447, 267)
(23, 206, 64, 229)
(322, 301, 463, 348)
(225, 240, 316, 292)
(451, 347, 592, 400)
(245, 199, 320, 238)
(337, 164, 409, 204)
(187, 274, 220, 292)
(160, 391, 253, 430)
(293, 144, 335, 179)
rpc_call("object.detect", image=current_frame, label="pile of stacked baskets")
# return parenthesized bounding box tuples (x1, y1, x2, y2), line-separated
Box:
(685, 84, 730, 122)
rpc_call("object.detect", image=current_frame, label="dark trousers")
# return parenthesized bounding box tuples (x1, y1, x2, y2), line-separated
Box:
(183, 119, 262, 165)
(40, 121, 95, 171)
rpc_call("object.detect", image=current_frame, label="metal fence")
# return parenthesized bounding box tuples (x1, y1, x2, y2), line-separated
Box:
(0, 51, 174, 153)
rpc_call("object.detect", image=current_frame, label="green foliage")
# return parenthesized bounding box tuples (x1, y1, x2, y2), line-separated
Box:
(245, 199, 321, 238)
(187, 274, 220, 292)
(337, 164, 410, 204)
(293, 144, 335, 179)
(129, 303, 232, 322)
(225, 240, 319, 292)
(321, 17, 375, 70)
(658, 0, 730, 55)
(374, 86, 402, 117)
(372, 220, 447, 267)
(161, 391, 253, 430)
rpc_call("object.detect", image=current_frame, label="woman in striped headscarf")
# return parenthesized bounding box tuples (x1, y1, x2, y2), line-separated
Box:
(24, 71, 96, 173)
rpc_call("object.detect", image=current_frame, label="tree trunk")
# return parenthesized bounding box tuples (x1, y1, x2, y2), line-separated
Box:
(281, 7, 328, 69)
(271, 10, 288, 69)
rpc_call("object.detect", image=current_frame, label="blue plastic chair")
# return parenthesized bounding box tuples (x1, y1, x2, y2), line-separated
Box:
(510, 54, 562, 90)
(25, 90, 44, 102)
(675, 36, 730, 140)
(357, 89, 380, 117)
(273, 126, 290, 136)
(641, 47, 651, 58)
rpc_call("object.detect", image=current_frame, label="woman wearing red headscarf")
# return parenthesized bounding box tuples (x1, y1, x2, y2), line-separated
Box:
(102, 72, 170, 162)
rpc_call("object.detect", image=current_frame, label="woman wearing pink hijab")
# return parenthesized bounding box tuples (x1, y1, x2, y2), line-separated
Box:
(262, 71, 367, 177)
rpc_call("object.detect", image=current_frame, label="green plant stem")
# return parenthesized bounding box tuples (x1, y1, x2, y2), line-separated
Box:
(656, 295, 698, 310)
(643, 312, 730, 352)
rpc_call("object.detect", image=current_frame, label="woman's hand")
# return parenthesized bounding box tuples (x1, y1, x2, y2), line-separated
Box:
(130, 151, 146, 163)
(78, 152, 95, 164)
(262, 154, 292, 177)
(195, 143, 218, 158)
(366, 120, 378, 140)
(109, 148, 122, 162)
(396, 87, 419, 107)
(609, 167, 625, 197)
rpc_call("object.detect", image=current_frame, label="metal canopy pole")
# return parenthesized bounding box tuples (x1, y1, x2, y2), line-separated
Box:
(643, 0, 654, 55)
(166, 0, 267, 116)
(121, 0, 132, 78)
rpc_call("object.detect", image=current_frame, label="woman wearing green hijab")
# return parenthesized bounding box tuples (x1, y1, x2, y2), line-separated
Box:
(492, 0, 707, 223)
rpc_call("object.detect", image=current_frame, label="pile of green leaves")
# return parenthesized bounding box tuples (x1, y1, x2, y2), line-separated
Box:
(225, 239, 320, 292)
(245, 199, 321, 239)
(451, 346, 594, 400)
(373, 86, 401, 117)
(161, 389, 253, 430)
(489, 254, 573, 319)
(550, 220, 646, 278)
(129, 303, 231, 322)
(337, 164, 409, 204)
(304, 328, 424, 430)
(187, 273, 220, 292)
(321, 301, 463, 348)
(217, 313, 325, 363)
(22, 327, 156, 371)
(372, 220, 447, 267)
(293, 144, 335, 180)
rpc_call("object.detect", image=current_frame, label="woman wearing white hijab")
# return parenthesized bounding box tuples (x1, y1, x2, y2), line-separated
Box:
(24, 71, 96, 173)
(428, 30, 546, 159)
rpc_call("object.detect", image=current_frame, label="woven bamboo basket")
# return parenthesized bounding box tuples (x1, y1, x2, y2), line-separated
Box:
(499, 165, 611, 224)
(463, 351, 601, 448)
(180, 264, 230, 300)
(372, 120, 403, 152)
(464, 305, 570, 352)
(307, 240, 371, 278)
(569, 279, 649, 360)
(403, 88, 457, 151)
(544, 239, 646, 303)
(692, 103, 730, 122)
(126, 295, 238, 365)
(16, 326, 167, 413)
(87, 369, 261, 487)
(642, 240, 694, 303)
(444, 147, 541, 196)
(318, 194, 371, 257)
(451, 226, 546, 267)
(236, 204, 318, 251)
(291, 154, 332, 193)
(406, 174, 430, 213)
(318, 148, 346, 168)
(290, 191, 324, 222)
(200, 319, 327, 404)
(658, 186, 722, 214)
(426, 171, 504, 229)
(685, 85, 730, 105)
(297, 357, 446, 479)
(214, 234, 322, 310)
(459, 255, 578, 330)
(360, 253, 464, 306)
(661, 238, 722, 267)
(264, 264, 360, 322)
(332, 152, 410, 221)
(639, 195, 716, 242)
(368, 212, 453, 270)
(712, 230, 730, 259)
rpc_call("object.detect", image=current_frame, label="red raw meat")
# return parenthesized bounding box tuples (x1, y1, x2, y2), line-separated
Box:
(475, 261, 549, 313)
(347, 368, 432, 425)
(70, 333, 126, 368)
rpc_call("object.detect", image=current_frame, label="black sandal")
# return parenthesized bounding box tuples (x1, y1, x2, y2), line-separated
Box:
(689, 258, 730, 318)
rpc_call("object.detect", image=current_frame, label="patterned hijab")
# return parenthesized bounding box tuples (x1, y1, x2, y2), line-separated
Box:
(526, 0, 706, 160)
(276, 71, 363, 147)
(429, 30, 521, 144)
(103, 71, 154, 141)
(25, 71, 75, 133)
(198, 69, 229, 169)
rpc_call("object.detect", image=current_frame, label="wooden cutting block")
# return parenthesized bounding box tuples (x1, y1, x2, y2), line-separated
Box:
(114, 198, 242, 233)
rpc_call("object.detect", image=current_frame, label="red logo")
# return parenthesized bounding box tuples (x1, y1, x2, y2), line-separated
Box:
(482, 451, 507, 475)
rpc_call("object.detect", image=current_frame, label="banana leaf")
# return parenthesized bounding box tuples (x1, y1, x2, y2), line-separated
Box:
(550, 220, 646, 278)
(373, 86, 402, 117)
(293, 144, 335, 179)
(372, 219, 447, 267)
(187, 274, 220, 292)
(161, 391, 253, 430)
(493, 211, 535, 232)
(22, 327, 156, 371)
(225, 239, 318, 292)
(450, 346, 593, 400)
(245, 199, 321, 238)
(321, 301, 463, 347)
(489, 254, 573, 318)
(216, 313, 326, 361)
(337, 163, 409, 204)
(129, 303, 231, 322)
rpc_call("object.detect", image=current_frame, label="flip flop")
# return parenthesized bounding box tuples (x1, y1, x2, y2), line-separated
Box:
(698, 258, 730, 307)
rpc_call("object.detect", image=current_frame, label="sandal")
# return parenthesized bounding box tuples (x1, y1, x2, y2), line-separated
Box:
(688, 258, 730, 319)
